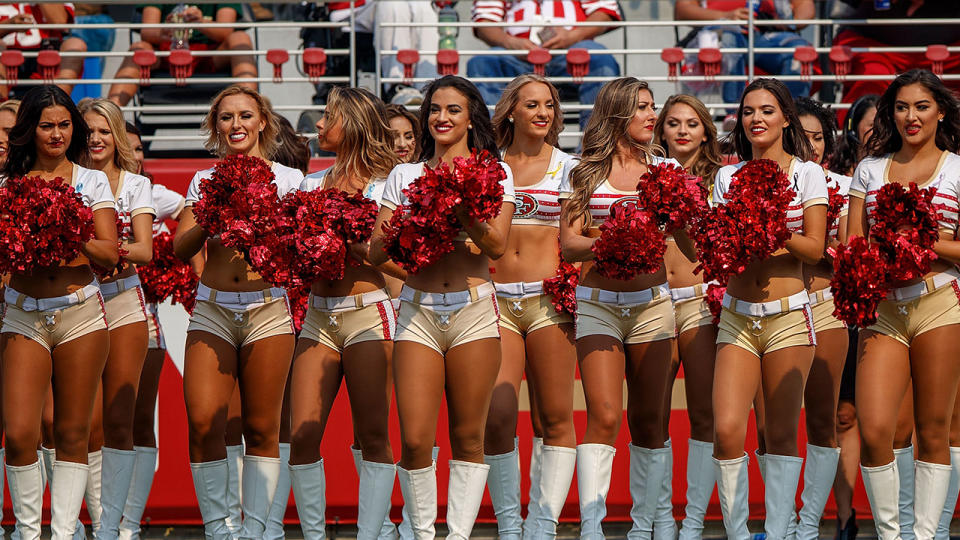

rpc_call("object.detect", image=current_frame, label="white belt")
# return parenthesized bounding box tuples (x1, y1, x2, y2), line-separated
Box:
(887, 268, 960, 302)
(196, 283, 285, 307)
(5, 281, 101, 312)
(311, 289, 390, 311)
(671, 283, 707, 302)
(495, 281, 544, 298)
(576, 284, 670, 306)
(808, 288, 834, 306)
(99, 274, 142, 298)
(722, 290, 810, 317)
(399, 282, 495, 307)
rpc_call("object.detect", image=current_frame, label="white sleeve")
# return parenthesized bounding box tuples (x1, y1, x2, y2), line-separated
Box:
(712, 167, 732, 205)
(127, 175, 156, 217)
(153, 184, 186, 221)
(300, 169, 328, 193)
(184, 172, 203, 206)
(499, 161, 515, 205)
(849, 161, 869, 199)
(87, 170, 117, 211)
(275, 166, 305, 198)
(801, 163, 828, 208)
(380, 165, 404, 210)
(558, 158, 576, 199)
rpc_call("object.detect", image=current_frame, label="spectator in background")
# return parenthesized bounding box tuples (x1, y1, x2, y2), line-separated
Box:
(466, 0, 623, 129)
(0, 3, 88, 99)
(299, 1, 374, 105)
(377, 1, 440, 106)
(107, 4, 256, 106)
(68, 4, 116, 101)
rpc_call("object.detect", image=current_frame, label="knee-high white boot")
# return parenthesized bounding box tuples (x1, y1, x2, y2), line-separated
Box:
(289, 460, 326, 540)
(358, 461, 398, 540)
(52, 461, 90, 540)
(796, 444, 841, 540)
(626, 444, 671, 540)
(523, 437, 545, 538)
(42, 447, 56, 491)
(895, 447, 916, 540)
(352, 446, 398, 540)
(935, 447, 960, 540)
(7, 460, 44, 540)
(97, 447, 137, 540)
(397, 464, 437, 540)
(484, 447, 523, 540)
(237, 455, 281, 540)
(190, 460, 233, 540)
(679, 440, 716, 540)
(654, 439, 677, 540)
(264, 443, 291, 540)
(530, 445, 576, 540)
(118, 446, 158, 540)
(914, 461, 952, 540)
(577, 443, 616, 540)
(714, 454, 751, 540)
(862, 460, 902, 540)
(85, 450, 103, 536)
(763, 454, 804, 540)
(225, 445, 244, 537)
(445, 460, 489, 540)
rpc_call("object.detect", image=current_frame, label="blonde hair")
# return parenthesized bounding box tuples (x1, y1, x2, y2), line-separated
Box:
(326, 86, 399, 184)
(78, 98, 140, 174)
(492, 74, 563, 149)
(0, 99, 20, 116)
(567, 77, 660, 227)
(203, 85, 280, 159)
(653, 94, 723, 188)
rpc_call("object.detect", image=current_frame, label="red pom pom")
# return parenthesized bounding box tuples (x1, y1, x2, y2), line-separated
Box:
(636, 162, 709, 231)
(137, 231, 199, 312)
(285, 285, 309, 333)
(591, 205, 665, 280)
(543, 247, 579, 316)
(830, 236, 889, 327)
(870, 182, 939, 282)
(0, 176, 95, 274)
(826, 184, 845, 236)
(705, 282, 726, 325)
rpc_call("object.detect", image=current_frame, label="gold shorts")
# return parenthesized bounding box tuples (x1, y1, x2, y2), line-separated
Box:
(809, 289, 845, 333)
(574, 285, 675, 345)
(395, 283, 501, 354)
(146, 303, 165, 350)
(300, 290, 396, 353)
(1, 283, 108, 352)
(496, 282, 572, 336)
(671, 284, 713, 336)
(102, 286, 148, 330)
(867, 272, 960, 346)
(716, 291, 816, 358)
(187, 285, 295, 349)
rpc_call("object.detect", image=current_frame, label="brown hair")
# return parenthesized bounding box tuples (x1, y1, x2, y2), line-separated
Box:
(203, 85, 280, 159)
(492, 74, 563, 150)
(385, 104, 421, 160)
(326, 86, 399, 184)
(726, 78, 813, 162)
(653, 94, 722, 187)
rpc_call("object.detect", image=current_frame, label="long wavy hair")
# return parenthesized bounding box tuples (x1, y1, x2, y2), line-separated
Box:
(567, 77, 659, 227)
(273, 114, 311, 174)
(867, 69, 960, 157)
(79, 98, 140, 175)
(492, 74, 563, 150)
(795, 97, 838, 167)
(653, 93, 722, 187)
(727, 78, 813, 162)
(385, 103, 421, 161)
(417, 75, 498, 162)
(326, 86, 398, 184)
(203, 85, 280, 159)
(832, 94, 878, 175)
(2, 85, 90, 179)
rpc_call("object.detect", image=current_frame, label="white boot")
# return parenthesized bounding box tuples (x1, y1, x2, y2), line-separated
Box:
(96, 447, 137, 540)
(796, 444, 841, 540)
(626, 444, 671, 540)
(7, 460, 44, 540)
(225, 445, 244, 536)
(51, 461, 90, 540)
(862, 460, 902, 540)
(353, 446, 398, 540)
(577, 444, 616, 540)
(42, 447, 56, 491)
(714, 454, 751, 540)
(914, 461, 951, 540)
(484, 448, 522, 540)
(85, 450, 103, 536)
(679, 440, 716, 540)
(397, 464, 437, 540)
(654, 440, 677, 540)
(763, 454, 804, 540)
(523, 437, 545, 538)
(755, 450, 766, 482)
(530, 445, 576, 540)
(236, 455, 280, 539)
(118, 446, 158, 540)
(264, 443, 291, 540)
(358, 461, 398, 540)
(398, 448, 438, 540)
(190, 460, 233, 540)
(896, 447, 916, 540)
(444, 460, 489, 540)
(935, 447, 960, 540)
(289, 460, 326, 540)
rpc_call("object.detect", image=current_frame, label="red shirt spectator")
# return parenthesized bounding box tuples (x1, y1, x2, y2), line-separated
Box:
(472, 0, 621, 41)
(0, 3, 74, 49)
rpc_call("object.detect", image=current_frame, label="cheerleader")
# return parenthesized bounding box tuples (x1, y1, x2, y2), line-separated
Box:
(173, 85, 302, 539)
(559, 77, 687, 540)
(387, 104, 420, 164)
(0, 96, 17, 532)
(484, 74, 577, 540)
(652, 93, 723, 540)
(288, 86, 399, 540)
(369, 75, 515, 540)
(848, 69, 960, 540)
(711, 78, 827, 540)
(1, 85, 119, 540)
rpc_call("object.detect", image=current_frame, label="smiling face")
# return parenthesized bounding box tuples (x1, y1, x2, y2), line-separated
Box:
(857, 105, 877, 145)
(894, 82, 943, 148)
(84, 111, 115, 169)
(0, 108, 17, 166)
(389, 115, 416, 163)
(662, 102, 707, 160)
(626, 89, 657, 145)
(741, 88, 789, 151)
(216, 94, 266, 156)
(511, 81, 555, 141)
(36, 105, 73, 160)
(315, 107, 344, 153)
(428, 86, 471, 148)
(799, 113, 825, 165)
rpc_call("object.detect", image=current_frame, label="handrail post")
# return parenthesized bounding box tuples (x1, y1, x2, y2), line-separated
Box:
(373, 0, 381, 97)
(747, 3, 755, 82)
(349, 0, 357, 88)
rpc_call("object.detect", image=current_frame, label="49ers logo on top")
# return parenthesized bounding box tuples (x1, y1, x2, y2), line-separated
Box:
(514, 192, 539, 219)
(609, 195, 641, 214)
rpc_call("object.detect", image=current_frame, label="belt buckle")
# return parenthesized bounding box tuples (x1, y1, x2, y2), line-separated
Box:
(507, 297, 525, 317)
(42, 310, 60, 331)
(434, 310, 453, 330)
(325, 312, 342, 333)
(749, 317, 764, 336)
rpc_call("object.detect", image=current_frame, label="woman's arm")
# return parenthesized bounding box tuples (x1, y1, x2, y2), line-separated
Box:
(673, 229, 699, 263)
(122, 214, 154, 265)
(83, 208, 120, 268)
(173, 207, 208, 261)
(456, 202, 513, 259)
(349, 241, 408, 281)
(368, 206, 394, 267)
(846, 196, 867, 241)
(785, 205, 827, 264)
(559, 200, 597, 262)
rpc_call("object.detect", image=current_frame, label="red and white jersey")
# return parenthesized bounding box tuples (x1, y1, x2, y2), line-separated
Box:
(714, 158, 828, 234)
(112, 171, 155, 241)
(826, 169, 851, 241)
(0, 3, 74, 49)
(301, 167, 387, 206)
(849, 151, 960, 234)
(185, 162, 304, 206)
(558, 155, 679, 226)
(72, 164, 117, 212)
(472, 0, 621, 39)
(512, 147, 575, 228)
(151, 182, 185, 236)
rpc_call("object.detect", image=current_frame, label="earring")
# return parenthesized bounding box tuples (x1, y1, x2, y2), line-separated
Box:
(508, 117, 514, 123)
(468, 124, 473, 129)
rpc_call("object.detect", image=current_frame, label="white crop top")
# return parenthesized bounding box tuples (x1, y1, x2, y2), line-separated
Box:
(511, 147, 576, 228)
(73, 164, 118, 212)
(714, 158, 828, 234)
(558, 155, 680, 225)
(849, 151, 960, 235)
(151, 183, 186, 236)
(301, 167, 388, 205)
(184, 161, 305, 206)
(826, 169, 851, 241)
(381, 161, 516, 211)
(113, 171, 156, 240)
